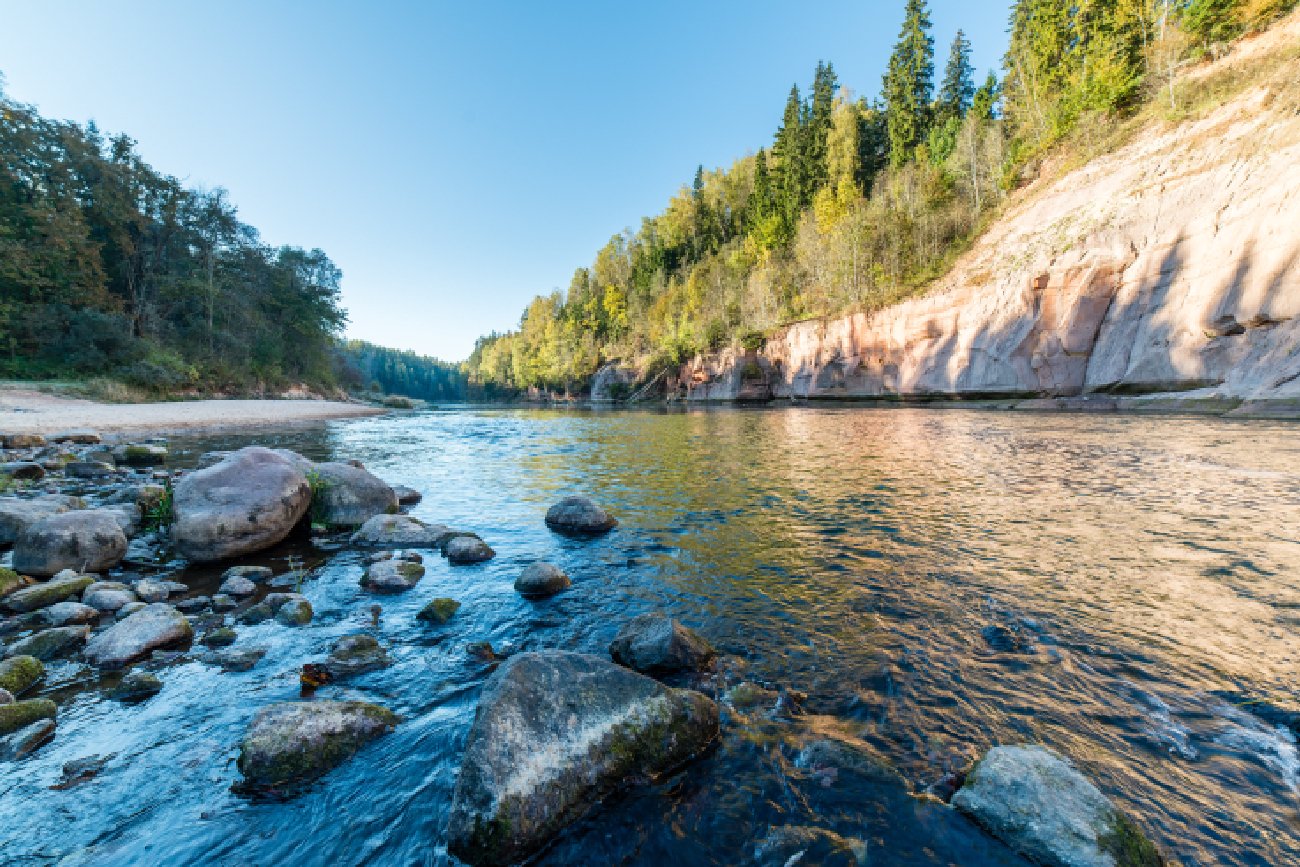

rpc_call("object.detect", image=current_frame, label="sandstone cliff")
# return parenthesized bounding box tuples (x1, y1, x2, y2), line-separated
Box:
(671, 13, 1300, 415)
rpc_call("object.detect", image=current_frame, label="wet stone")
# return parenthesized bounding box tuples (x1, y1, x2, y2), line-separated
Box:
(4, 625, 90, 661)
(41, 601, 99, 627)
(111, 671, 162, 703)
(201, 627, 238, 648)
(211, 594, 238, 611)
(235, 700, 399, 792)
(361, 560, 425, 593)
(0, 655, 44, 695)
(445, 535, 495, 565)
(218, 575, 258, 597)
(417, 597, 461, 625)
(0, 718, 56, 760)
(544, 495, 617, 537)
(514, 562, 570, 598)
(202, 646, 267, 672)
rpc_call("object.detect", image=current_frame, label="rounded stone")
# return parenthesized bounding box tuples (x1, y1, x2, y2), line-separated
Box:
(514, 562, 570, 598)
(544, 495, 617, 537)
(445, 535, 495, 565)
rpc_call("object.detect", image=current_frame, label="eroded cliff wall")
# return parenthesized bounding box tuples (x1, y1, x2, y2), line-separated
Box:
(679, 16, 1300, 411)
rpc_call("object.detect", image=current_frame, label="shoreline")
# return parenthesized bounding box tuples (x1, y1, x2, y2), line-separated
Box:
(0, 387, 386, 437)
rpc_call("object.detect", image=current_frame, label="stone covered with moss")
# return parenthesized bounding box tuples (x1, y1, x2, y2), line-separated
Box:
(360, 559, 425, 593)
(0, 655, 45, 695)
(2, 571, 94, 613)
(417, 597, 461, 625)
(446, 650, 719, 866)
(0, 698, 57, 736)
(236, 700, 398, 792)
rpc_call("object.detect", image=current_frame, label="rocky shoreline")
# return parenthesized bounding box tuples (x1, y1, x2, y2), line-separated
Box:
(0, 428, 1173, 864)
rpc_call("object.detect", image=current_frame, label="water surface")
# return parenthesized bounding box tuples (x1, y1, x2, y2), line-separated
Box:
(3, 407, 1299, 865)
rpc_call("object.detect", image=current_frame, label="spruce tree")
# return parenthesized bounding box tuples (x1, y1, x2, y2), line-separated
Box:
(808, 61, 839, 191)
(937, 30, 975, 123)
(882, 0, 936, 165)
(971, 70, 1000, 120)
(772, 84, 807, 231)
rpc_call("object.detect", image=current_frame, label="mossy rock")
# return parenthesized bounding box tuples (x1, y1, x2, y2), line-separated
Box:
(236, 700, 399, 793)
(0, 655, 45, 695)
(0, 567, 24, 597)
(201, 627, 238, 648)
(417, 597, 461, 625)
(0, 698, 57, 735)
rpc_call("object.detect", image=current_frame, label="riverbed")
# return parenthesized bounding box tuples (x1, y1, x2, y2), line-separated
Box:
(2, 406, 1298, 865)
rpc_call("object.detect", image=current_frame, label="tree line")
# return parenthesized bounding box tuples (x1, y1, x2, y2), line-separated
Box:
(335, 339, 464, 401)
(465, 0, 1294, 395)
(1, 81, 346, 392)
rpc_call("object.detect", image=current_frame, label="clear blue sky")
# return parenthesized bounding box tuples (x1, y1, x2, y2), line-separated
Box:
(4, 1, 1010, 361)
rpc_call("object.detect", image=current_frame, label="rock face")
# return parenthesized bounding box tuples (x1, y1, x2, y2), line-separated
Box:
(3, 571, 94, 613)
(544, 496, 617, 536)
(236, 700, 398, 791)
(608, 614, 716, 675)
(952, 745, 1163, 867)
(170, 447, 311, 563)
(514, 562, 570, 598)
(446, 651, 720, 866)
(350, 514, 453, 548)
(307, 462, 398, 527)
(82, 603, 193, 669)
(674, 27, 1300, 412)
(12, 511, 127, 576)
(360, 560, 425, 593)
(0, 495, 82, 546)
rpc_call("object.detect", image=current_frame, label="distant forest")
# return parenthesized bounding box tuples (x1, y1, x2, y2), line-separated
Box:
(0, 81, 346, 392)
(466, 0, 1297, 393)
(335, 340, 464, 401)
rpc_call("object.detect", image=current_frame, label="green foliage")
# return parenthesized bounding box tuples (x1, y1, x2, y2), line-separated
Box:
(883, 0, 936, 164)
(143, 481, 174, 532)
(937, 30, 976, 124)
(0, 84, 346, 391)
(335, 340, 464, 401)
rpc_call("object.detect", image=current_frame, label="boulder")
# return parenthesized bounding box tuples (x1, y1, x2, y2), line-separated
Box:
(417, 597, 461, 625)
(446, 535, 495, 564)
(42, 601, 99, 627)
(112, 444, 168, 467)
(236, 700, 399, 792)
(133, 580, 169, 603)
(99, 505, 141, 538)
(222, 565, 273, 585)
(446, 651, 719, 866)
(266, 593, 312, 626)
(2, 434, 46, 449)
(110, 671, 162, 702)
(201, 627, 238, 648)
(306, 461, 398, 527)
(4, 625, 90, 661)
(608, 614, 716, 675)
(0, 495, 83, 546)
(0, 655, 44, 694)
(0, 718, 56, 759)
(82, 603, 193, 669)
(392, 485, 422, 506)
(218, 574, 258, 597)
(350, 514, 454, 548)
(3, 571, 94, 613)
(952, 745, 1163, 867)
(170, 447, 312, 563)
(12, 510, 127, 576)
(323, 634, 390, 678)
(0, 462, 45, 481)
(0, 698, 56, 736)
(360, 560, 425, 593)
(544, 495, 617, 537)
(81, 581, 138, 612)
(514, 562, 570, 598)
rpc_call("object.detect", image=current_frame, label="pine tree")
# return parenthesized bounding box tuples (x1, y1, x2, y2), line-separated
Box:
(772, 84, 807, 230)
(971, 70, 1000, 120)
(750, 148, 773, 224)
(808, 61, 839, 190)
(937, 30, 975, 123)
(692, 164, 705, 201)
(882, 0, 936, 165)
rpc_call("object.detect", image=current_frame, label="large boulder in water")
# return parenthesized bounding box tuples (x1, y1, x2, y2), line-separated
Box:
(446, 651, 719, 866)
(609, 613, 716, 675)
(12, 510, 127, 576)
(0, 495, 83, 547)
(952, 744, 1163, 867)
(82, 603, 193, 669)
(236, 700, 399, 792)
(544, 495, 617, 536)
(350, 514, 454, 548)
(306, 461, 398, 527)
(170, 447, 311, 563)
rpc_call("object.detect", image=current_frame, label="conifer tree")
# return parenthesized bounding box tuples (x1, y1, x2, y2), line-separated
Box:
(808, 61, 839, 190)
(937, 30, 975, 123)
(971, 70, 1000, 120)
(882, 0, 936, 165)
(772, 84, 807, 231)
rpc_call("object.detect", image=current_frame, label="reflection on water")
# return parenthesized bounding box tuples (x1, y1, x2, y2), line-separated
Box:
(3, 407, 1299, 865)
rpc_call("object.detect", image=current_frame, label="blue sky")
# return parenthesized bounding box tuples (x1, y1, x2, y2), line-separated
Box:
(4, 1, 1010, 361)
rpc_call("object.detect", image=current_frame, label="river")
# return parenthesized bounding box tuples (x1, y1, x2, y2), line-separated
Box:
(3, 406, 1299, 865)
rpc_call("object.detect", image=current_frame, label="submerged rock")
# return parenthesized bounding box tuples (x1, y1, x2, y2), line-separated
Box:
(417, 597, 461, 625)
(0, 718, 56, 760)
(202, 646, 267, 672)
(0, 655, 44, 694)
(323, 634, 390, 678)
(445, 651, 719, 866)
(306, 461, 398, 527)
(754, 826, 869, 867)
(170, 447, 312, 563)
(360, 559, 425, 593)
(235, 700, 399, 792)
(2, 571, 94, 614)
(4, 625, 90, 661)
(82, 603, 193, 669)
(952, 744, 1163, 867)
(111, 671, 163, 702)
(218, 574, 258, 597)
(0, 698, 57, 736)
(514, 562, 570, 598)
(13, 510, 128, 576)
(544, 495, 617, 537)
(445, 535, 495, 564)
(350, 514, 453, 548)
(608, 613, 716, 675)
(222, 565, 273, 585)
(41, 601, 99, 627)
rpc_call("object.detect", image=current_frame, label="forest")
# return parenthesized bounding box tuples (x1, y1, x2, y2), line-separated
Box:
(465, 0, 1296, 394)
(0, 81, 346, 393)
(334, 340, 465, 402)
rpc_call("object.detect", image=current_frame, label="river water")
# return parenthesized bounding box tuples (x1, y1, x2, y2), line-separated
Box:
(2, 407, 1299, 866)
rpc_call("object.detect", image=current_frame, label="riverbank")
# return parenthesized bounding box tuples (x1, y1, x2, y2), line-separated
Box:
(0, 387, 385, 436)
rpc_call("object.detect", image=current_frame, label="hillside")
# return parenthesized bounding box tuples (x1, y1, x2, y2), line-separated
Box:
(668, 10, 1300, 415)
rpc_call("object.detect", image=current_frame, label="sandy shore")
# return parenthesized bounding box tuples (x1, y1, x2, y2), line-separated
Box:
(0, 387, 385, 436)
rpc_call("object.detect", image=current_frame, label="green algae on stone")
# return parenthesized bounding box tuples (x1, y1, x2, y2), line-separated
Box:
(0, 655, 45, 695)
(0, 698, 57, 735)
(0, 567, 23, 597)
(417, 597, 461, 625)
(235, 700, 399, 793)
